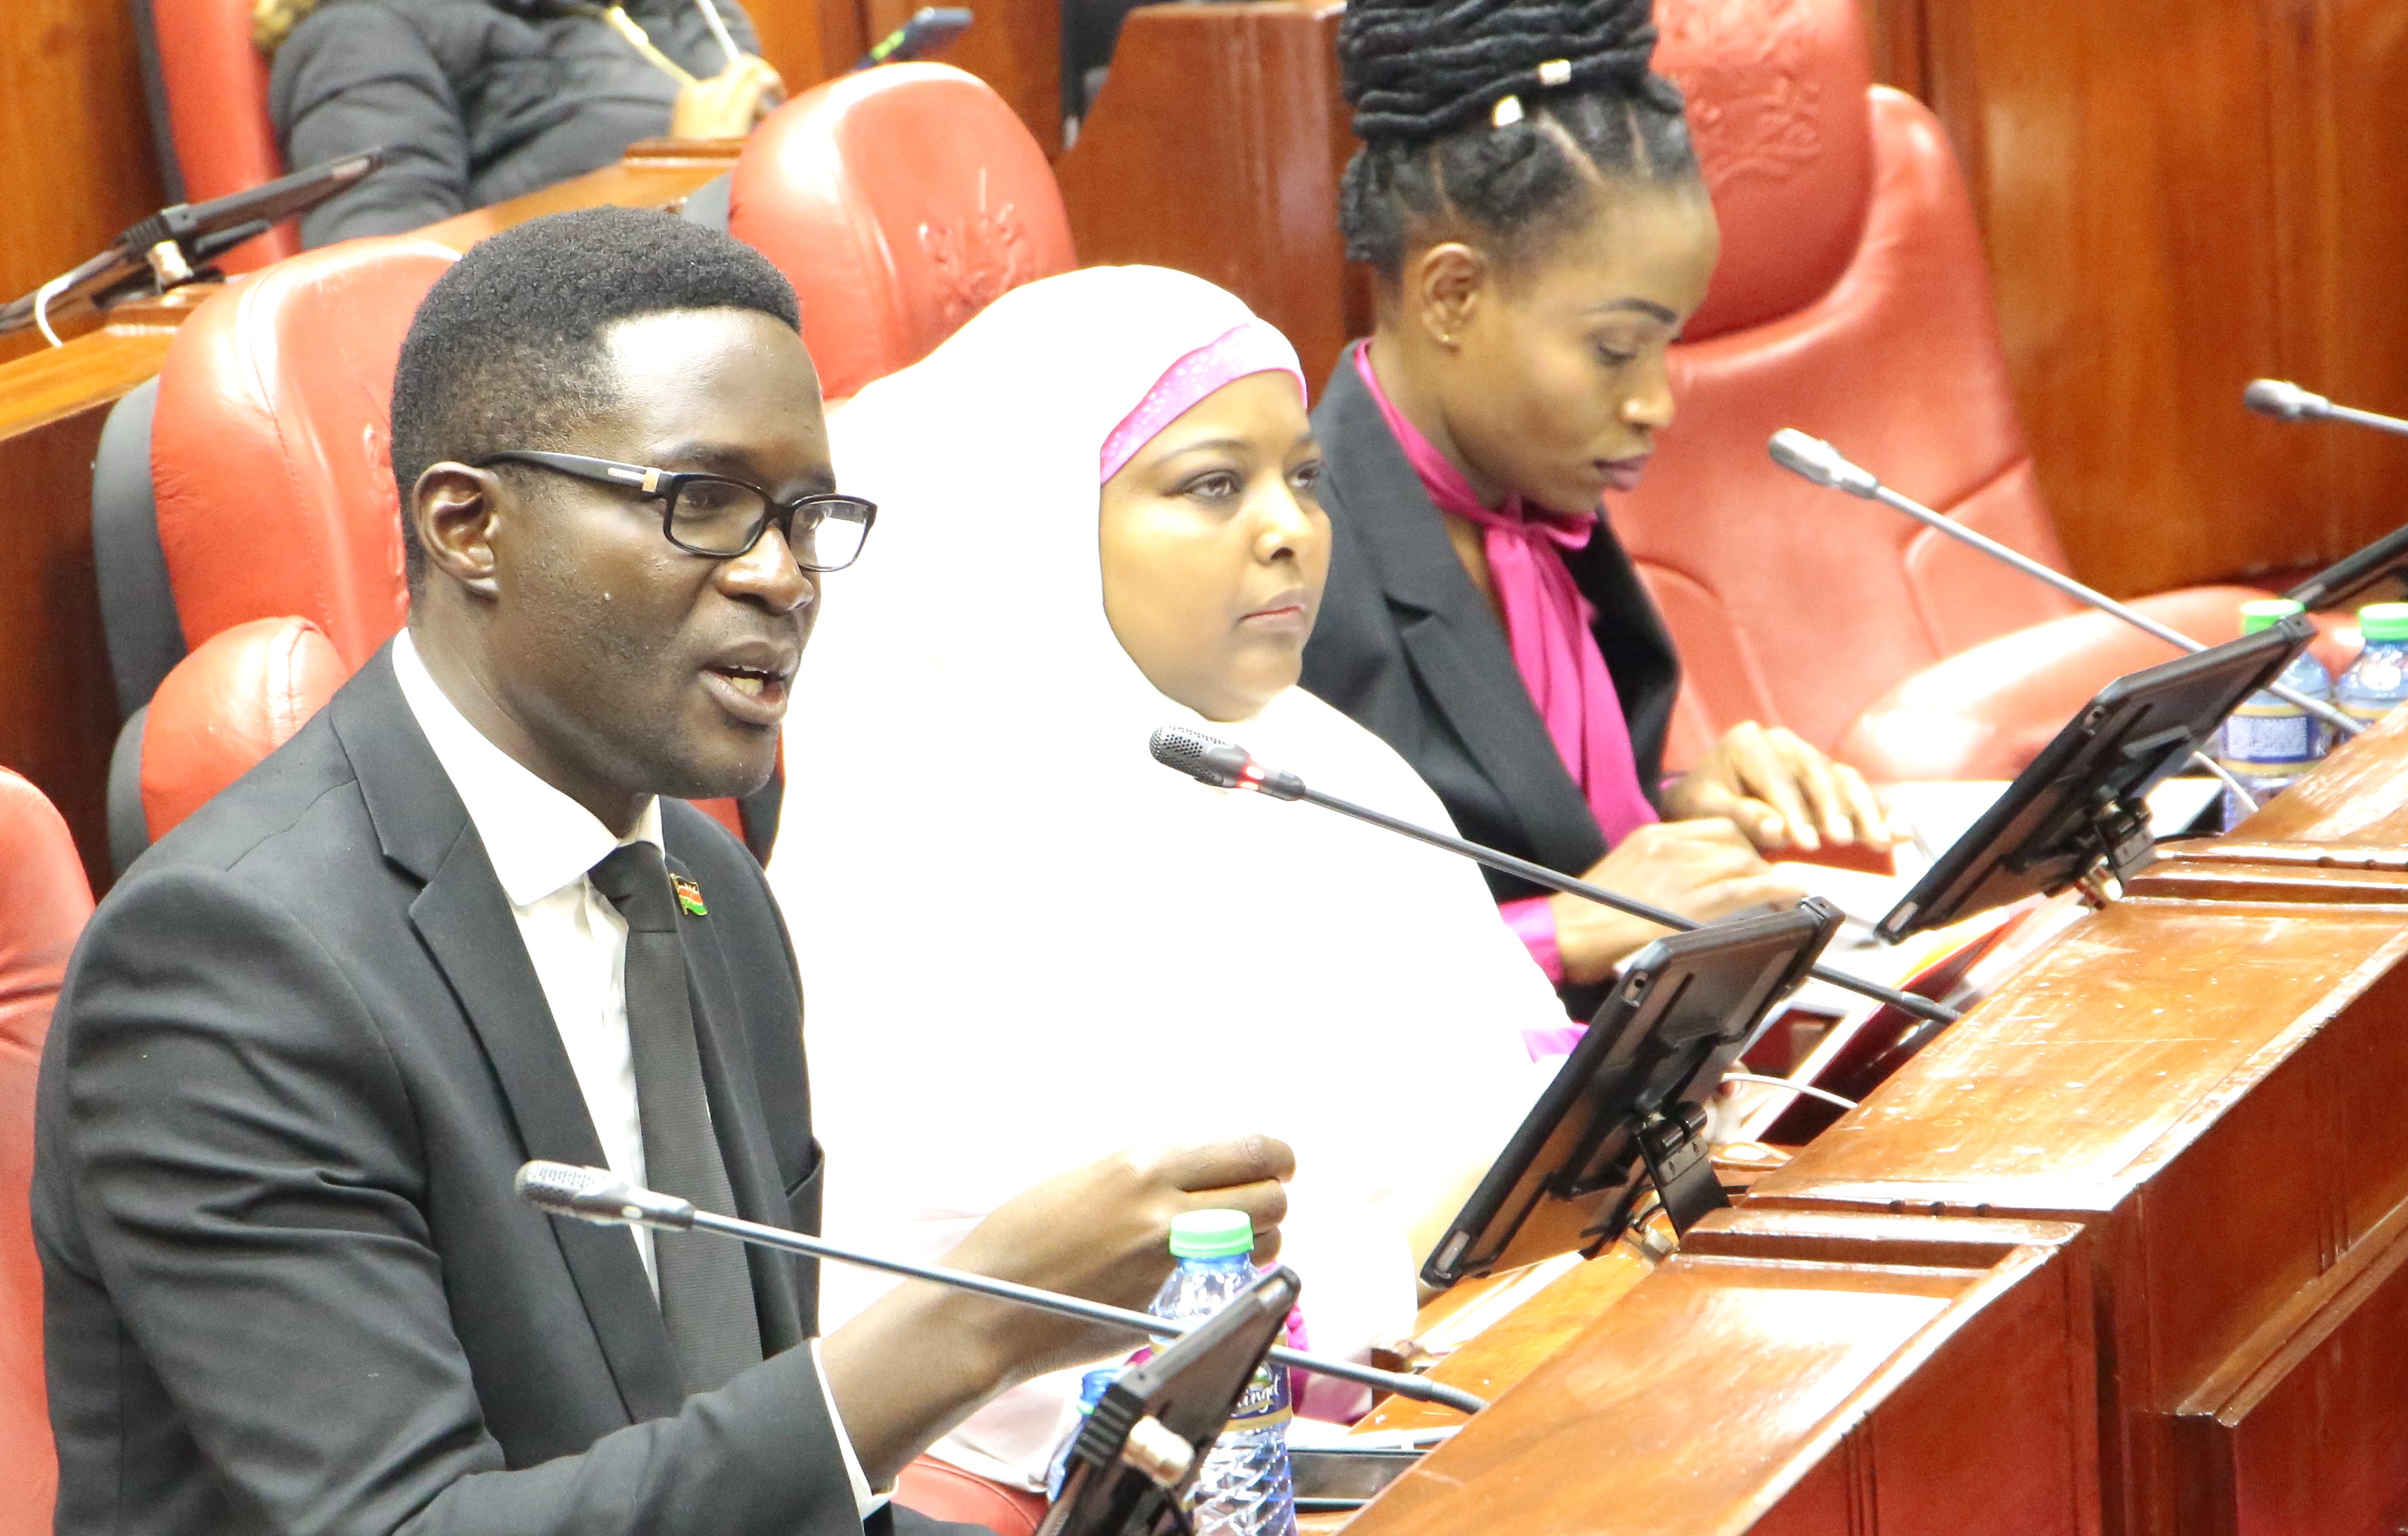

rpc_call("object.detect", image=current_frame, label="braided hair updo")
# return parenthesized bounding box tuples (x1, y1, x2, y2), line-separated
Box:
(1338, 0, 1702, 283)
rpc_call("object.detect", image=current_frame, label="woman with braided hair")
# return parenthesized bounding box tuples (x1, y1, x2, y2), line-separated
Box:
(1301, 0, 1898, 1007)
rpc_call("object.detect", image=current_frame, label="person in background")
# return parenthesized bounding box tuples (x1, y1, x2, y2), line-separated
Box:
(261, 0, 784, 247)
(771, 264, 1564, 1513)
(1300, 0, 1898, 1010)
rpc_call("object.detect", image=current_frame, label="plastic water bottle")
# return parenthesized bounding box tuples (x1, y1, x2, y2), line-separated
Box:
(1046, 1367, 1123, 1502)
(1150, 1210, 1295, 1536)
(2337, 602, 2408, 734)
(2216, 597, 2332, 826)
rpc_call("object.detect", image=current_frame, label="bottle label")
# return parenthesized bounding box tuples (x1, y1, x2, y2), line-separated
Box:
(2222, 703, 2318, 769)
(1224, 1363, 1292, 1431)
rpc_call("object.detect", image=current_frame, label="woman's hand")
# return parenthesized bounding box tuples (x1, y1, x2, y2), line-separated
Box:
(1663, 721, 1900, 855)
(670, 54, 786, 140)
(1549, 818, 1805, 985)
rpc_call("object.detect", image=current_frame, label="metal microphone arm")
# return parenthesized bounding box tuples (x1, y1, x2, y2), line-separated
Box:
(1767, 430, 2361, 738)
(1296, 782, 1958, 1025)
(1145, 727, 1959, 1025)
(514, 1162, 1489, 1416)
(2244, 379, 2408, 439)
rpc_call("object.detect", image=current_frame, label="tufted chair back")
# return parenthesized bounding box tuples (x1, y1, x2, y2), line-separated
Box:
(0, 770, 96, 1536)
(150, 237, 452, 670)
(138, 0, 295, 272)
(1612, 0, 2266, 776)
(728, 64, 1077, 401)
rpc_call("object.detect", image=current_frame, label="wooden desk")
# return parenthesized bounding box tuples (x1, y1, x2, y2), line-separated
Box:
(0, 144, 738, 887)
(1345, 1208, 2098, 1536)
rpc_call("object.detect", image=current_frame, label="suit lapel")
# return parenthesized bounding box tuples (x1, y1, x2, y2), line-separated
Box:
(667, 847, 807, 1354)
(1316, 350, 1607, 874)
(335, 649, 685, 1421)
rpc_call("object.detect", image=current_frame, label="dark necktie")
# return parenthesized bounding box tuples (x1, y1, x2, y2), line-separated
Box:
(588, 841, 765, 1395)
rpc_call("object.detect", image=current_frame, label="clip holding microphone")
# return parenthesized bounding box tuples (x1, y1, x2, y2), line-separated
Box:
(1149, 726, 1304, 800)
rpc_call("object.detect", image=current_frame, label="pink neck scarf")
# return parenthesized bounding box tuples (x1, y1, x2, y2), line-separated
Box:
(1355, 344, 1658, 849)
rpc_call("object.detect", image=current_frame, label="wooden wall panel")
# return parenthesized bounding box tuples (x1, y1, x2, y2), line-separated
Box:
(1864, 0, 2408, 598)
(0, 0, 167, 363)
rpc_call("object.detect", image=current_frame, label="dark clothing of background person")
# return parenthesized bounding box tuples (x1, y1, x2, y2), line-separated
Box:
(1298, 344, 1683, 1002)
(31, 647, 883, 1536)
(271, 0, 758, 247)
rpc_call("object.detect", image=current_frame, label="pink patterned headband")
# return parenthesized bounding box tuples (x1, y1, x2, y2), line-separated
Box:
(1098, 322, 1307, 485)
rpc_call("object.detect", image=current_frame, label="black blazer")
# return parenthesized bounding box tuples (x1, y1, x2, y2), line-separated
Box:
(1300, 344, 1684, 905)
(33, 647, 863, 1536)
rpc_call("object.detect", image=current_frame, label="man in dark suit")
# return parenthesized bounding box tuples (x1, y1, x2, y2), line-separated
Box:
(33, 208, 1291, 1536)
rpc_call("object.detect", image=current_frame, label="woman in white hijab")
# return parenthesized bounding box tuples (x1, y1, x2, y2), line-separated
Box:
(774, 266, 1566, 1497)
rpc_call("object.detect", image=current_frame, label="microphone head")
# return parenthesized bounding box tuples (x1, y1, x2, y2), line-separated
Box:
(1767, 430, 1881, 498)
(515, 1160, 696, 1230)
(2243, 378, 2329, 421)
(1149, 725, 1251, 788)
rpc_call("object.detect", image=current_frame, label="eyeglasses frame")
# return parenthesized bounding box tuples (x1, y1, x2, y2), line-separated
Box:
(472, 448, 877, 569)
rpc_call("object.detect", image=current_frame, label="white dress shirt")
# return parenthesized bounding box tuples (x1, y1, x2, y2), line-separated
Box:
(393, 632, 879, 1515)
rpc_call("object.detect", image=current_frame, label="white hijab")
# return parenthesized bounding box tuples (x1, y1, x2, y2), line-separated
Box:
(772, 266, 1562, 1487)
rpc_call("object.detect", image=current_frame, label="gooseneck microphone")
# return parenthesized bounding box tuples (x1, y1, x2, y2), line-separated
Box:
(513, 1161, 1489, 1415)
(2244, 379, 2408, 439)
(1147, 727, 1959, 1026)
(1767, 429, 2361, 740)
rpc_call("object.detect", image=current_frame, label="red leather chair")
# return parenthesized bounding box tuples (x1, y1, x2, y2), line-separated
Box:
(100, 237, 765, 856)
(0, 769, 97, 1536)
(1616, 0, 2271, 779)
(896, 1456, 1048, 1536)
(136, 0, 293, 272)
(728, 63, 1077, 401)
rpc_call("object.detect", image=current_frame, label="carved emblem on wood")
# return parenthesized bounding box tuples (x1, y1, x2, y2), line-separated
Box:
(918, 170, 1036, 331)
(1659, 0, 1824, 189)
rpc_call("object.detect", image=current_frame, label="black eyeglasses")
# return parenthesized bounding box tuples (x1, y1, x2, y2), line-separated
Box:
(475, 449, 877, 570)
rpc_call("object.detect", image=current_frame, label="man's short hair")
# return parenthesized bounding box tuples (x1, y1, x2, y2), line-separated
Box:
(389, 207, 804, 588)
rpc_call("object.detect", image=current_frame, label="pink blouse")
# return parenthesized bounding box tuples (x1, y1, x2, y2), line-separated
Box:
(1354, 345, 1660, 984)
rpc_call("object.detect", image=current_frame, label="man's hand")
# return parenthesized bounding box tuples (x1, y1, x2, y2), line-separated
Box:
(822, 1135, 1294, 1487)
(1663, 721, 1900, 856)
(1550, 818, 1805, 985)
(670, 55, 786, 140)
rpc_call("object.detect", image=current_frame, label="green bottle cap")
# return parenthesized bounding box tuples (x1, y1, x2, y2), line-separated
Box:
(1168, 1209, 1255, 1260)
(2360, 603, 2408, 642)
(2239, 598, 2305, 635)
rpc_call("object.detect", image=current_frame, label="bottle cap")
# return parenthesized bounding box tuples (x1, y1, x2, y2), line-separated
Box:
(2361, 602, 2408, 641)
(2239, 597, 2305, 635)
(1168, 1209, 1256, 1260)
(1076, 1367, 1119, 1411)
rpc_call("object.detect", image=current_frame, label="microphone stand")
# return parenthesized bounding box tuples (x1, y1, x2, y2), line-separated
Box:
(516, 1163, 1490, 1415)
(1293, 782, 1959, 1026)
(1768, 430, 2361, 740)
(1148, 731, 1959, 1026)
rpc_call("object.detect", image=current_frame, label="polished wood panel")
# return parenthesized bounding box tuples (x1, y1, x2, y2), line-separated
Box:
(1868, 0, 2408, 598)
(0, 0, 166, 335)
(2170, 1192, 2408, 1536)
(1344, 1208, 2098, 1536)
(1054, 1, 1363, 394)
(1742, 836, 2408, 1531)
(0, 327, 174, 890)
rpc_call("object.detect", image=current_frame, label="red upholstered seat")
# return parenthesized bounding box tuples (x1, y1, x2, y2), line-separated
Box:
(0, 771, 97, 1536)
(138, 236, 757, 851)
(140, 618, 347, 841)
(729, 64, 1077, 401)
(895, 1455, 1049, 1536)
(152, 237, 453, 670)
(144, 0, 293, 272)
(1620, 0, 2270, 779)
